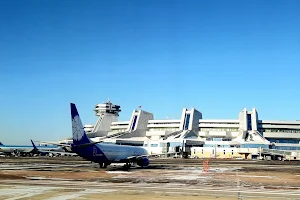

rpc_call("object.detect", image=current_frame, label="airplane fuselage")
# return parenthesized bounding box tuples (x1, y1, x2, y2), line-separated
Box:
(0, 146, 33, 153)
(0, 145, 63, 154)
(73, 143, 148, 164)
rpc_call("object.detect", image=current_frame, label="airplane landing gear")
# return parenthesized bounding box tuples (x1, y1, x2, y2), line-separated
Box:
(99, 162, 108, 168)
(123, 162, 131, 171)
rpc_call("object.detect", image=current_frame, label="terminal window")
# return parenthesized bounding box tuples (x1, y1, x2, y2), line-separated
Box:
(247, 114, 252, 130)
(184, 114, 190, 130)
(131, 115, 138, 131)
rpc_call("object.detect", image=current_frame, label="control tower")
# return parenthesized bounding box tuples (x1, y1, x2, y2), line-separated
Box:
(84, 100, 121, 138)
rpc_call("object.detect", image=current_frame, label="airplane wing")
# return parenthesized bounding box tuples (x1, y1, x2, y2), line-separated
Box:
(23, 148, 36, 153)
(35, 132, 128, 148)
(35, 139, 107, 148)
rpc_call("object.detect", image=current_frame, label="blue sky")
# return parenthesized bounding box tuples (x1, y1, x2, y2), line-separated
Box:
(0, 0, 299, 144)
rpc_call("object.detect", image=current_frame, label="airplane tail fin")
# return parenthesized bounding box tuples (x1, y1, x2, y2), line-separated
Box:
(31, 140, 38, 151)
(70, 103, 91, 146)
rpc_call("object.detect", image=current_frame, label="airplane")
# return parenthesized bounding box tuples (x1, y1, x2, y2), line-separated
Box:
(0, 142, 6, 156)
(31, 141, 73, 153)
(0, 142, 39, 156)
(0, 142, 65, 157)
(30, 140, 77, 157)
(65, 103, 162, 169)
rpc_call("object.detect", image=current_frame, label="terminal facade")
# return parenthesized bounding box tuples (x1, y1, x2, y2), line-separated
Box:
(60, 100, 300, 160)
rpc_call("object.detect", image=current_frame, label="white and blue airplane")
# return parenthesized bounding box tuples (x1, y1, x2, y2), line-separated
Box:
(67, 103, 152, 168)
(0, 142, 62, 157)
(30, 140, 77, 157)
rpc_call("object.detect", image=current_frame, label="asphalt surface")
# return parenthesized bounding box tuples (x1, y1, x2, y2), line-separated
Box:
(0, 157, 300, 200)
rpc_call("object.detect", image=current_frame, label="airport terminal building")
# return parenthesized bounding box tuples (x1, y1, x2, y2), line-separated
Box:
(60, 100, 300, 160)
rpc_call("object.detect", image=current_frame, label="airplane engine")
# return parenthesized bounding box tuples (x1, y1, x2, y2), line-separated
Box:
(136, 157, 150, 167)
(13, 149, 20, 156)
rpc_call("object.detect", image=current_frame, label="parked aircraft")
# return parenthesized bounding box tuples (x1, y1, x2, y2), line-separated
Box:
(30, 140, 77, 157)
(32, 141, 73, 153)
(67, 103, 155, 169)
(0, 142, 62, 156)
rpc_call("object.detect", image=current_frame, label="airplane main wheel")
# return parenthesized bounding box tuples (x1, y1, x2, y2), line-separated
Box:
(99, 163, 104, 168)
(103, 163, 108, 168)
(123, 163, 130, 171)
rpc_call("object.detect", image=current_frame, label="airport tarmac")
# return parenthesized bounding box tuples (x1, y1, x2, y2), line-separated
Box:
(0, 157, 300, 200)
